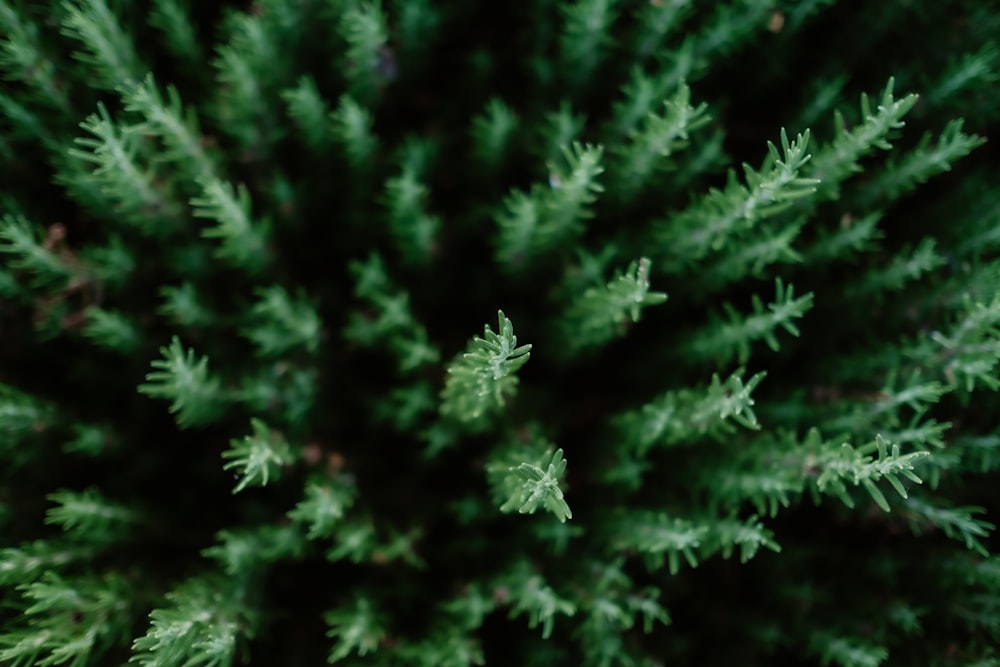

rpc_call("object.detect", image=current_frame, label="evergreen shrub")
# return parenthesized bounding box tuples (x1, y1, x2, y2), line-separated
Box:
(1, 1, 999, 665)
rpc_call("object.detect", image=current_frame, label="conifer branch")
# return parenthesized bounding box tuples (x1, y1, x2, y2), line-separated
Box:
(339, 1, 390, 103)
(131, 577, 257, 667)
(203, 524, 305, 576)
(345, 253, 440, 373)
(928, 294, 1000, 393)
(324, 519, 377, 564)
(283, 75, 334, 148)
(45, 488, 138, 542)
(609, 511, 707, 574)
(488, 445, 572, 522)
(558, 257, 668, 355)
(138, 336, 228, 428)
(693, 0, 775, 60)
(607, 66, 677, 141)
(0, 3, 996, 665)
(191, 176, 272, 273)
(825, 371, 945, 435)
(922, 41, 999, 108)
(0, 2, 71, 111)
(611, 82, 710, 198)
(0, 214, 86, 290)
(809, 633, 888, 667)
(471, 98, 519, 170)
(149, 0, 204, 70)
(811, 435, 930, 512)
(120, 74, 216, 181)
(236, 361, 319, 427)
(708, 432, 805, 517)
(212, 10, 285, 152)
(574, 560, 670, 665)
(615, 368, 766, 456)
(395, 0, 441, 57)
(843, 238, 945, 300)
(802, 211, 883, 264)
(68, 102, 182, 230)
(500, 561, 577, 639)
(60, 0, 142, 90)
(807, 78, 918, 199)
(393, 624, 485, 667)
(221, 418, 295, 494)
(0, 90, 59, 147)
(0, 541, 94, 586)
(440, 310, 532, 422)
(0, 571, 132, 667)
(241, 285, 322, 357)
(703, 514, 782, 564)
(903, 497, 994, 557)
(325, 596, 388, 663)
(631, 0, 692, 60)
(853, 119, 986, 208)
(495, 142, 604, 270)
(559, 0, 617, 89)
(373, 381, 436, 432)
(682, 278, 813, 366)
(288, 479, 357, 540)
(331, 94, 378, 170)
(609, 512, 780, 574)
(696, 217, 805, 292)
(655, 129, 818, 272)
(536, 103, 588, 169)
(159, 282, 216, 328)
(382, 165, 440, 265)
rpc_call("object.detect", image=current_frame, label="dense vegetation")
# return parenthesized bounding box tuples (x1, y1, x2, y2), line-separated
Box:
(1, 1, 998, 665)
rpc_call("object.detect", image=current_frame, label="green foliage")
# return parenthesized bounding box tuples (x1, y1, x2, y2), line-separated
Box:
(655, 128, 818, 273)
(138, 336, 227, 428)
(325, 597, 387, 663)
(682, 277, 813, 366)
(1, 1, 998, 666)
(191, 177, 272, 273)
(0, 571, 132, 667)
(221, 418, 295, 493)
(611, 82, 711, 197)
(241, 285, 322, 357)
(500, 561, 577, 639)
(812, 435, 929, 512)
(0, 214, 83, 290)
(440, 310, 532, 422)
(339, 1, 389, 104)
(495, 142, 604, 270)
(81, 306, 141, 353)
(558, 257, 668, 355)
(331, 94, 378, 170)
(615, 368, 766, 457)
(45, 488, 138, 542)
(288, 478, 357, 540)
(130, 577, 257, 667)
(60, 0, 142, 91)
(488, 446, 572, 522)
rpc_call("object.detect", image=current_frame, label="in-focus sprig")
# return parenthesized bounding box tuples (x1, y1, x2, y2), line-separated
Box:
(440, 310, 532, 423)
(488, 438, 572, 522)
